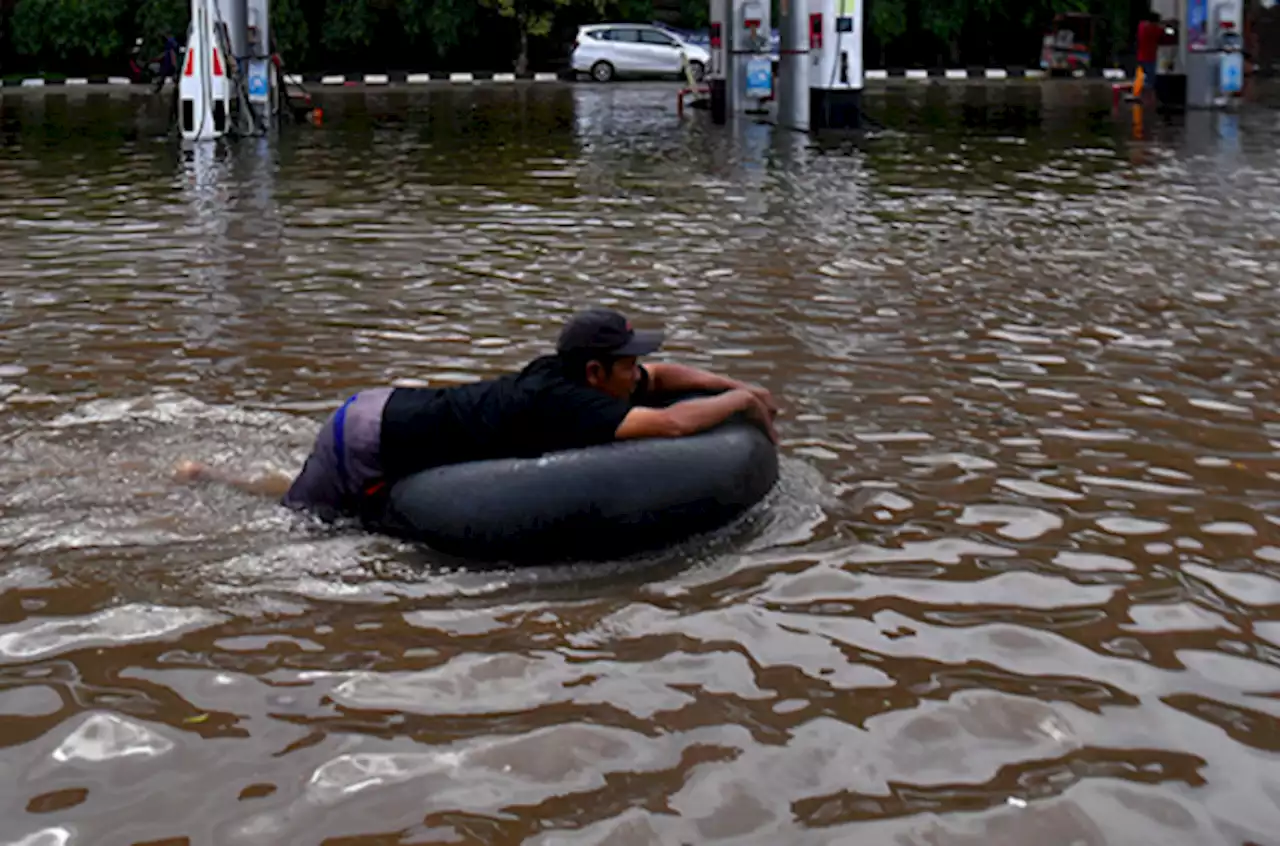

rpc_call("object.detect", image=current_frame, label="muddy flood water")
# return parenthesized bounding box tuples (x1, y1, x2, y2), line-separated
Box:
(1, 80, 1279, 845)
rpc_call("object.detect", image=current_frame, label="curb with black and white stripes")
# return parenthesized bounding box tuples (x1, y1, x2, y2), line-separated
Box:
(1, 75, 138, 87)
(299, 70, 565, 85)
(1, 66, 1129, 88)
(0, 70, 566, 88)
(866, 66, 1129, 81)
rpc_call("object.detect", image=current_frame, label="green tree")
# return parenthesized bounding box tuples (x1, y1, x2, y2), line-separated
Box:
(396, 0, 478, 61)
(135, 0, 186, 57)
(11, 0, 129, 67)
(322, 0, 375, 54)
(612, 0, 655, 21)
(868, 0, 907, 66)
(0, 0, 1144, 77)
(919, 0, 1004, 65)
(482, 0, 568, 75)
(677, 0, 708, 28)
(478, 0, 660, 75)
(271, 0, 309, 66)
(1, 0, 17, 72)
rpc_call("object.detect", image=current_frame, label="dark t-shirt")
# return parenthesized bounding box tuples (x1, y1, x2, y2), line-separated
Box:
(379, 355, 651, 481)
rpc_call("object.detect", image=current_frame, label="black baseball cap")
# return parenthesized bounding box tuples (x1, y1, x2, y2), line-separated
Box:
(556, 308, 664, 357)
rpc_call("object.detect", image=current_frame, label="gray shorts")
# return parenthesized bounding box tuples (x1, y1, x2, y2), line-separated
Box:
(283, 388, 392, 521)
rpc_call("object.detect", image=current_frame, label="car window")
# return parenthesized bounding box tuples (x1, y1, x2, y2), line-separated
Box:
(606, 28, 642, 43)
(639, 30, 677, 46)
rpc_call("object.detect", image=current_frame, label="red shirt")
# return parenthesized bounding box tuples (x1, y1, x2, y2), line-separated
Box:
(1137, 20, 1162, 63)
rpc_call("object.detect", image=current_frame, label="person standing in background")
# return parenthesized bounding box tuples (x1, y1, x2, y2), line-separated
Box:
(1135, 12, 1164, 98)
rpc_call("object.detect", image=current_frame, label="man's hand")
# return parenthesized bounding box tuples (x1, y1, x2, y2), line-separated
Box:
(644, 362, 780, 425)
(744, 394, 779, 444)
(741, 383, 778, 419)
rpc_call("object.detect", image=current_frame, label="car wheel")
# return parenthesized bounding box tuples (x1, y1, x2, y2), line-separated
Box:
(591, 61, 615, 83)
(688, 60, 706, 82)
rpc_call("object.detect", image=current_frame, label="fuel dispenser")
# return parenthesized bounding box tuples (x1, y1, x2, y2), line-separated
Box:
(179, 0, 232, 140)
(1187, 0, 1245, 107)
(1151, 0, 1245, 109)
(244, 0, 274, 118)
(736, 0, 773, 110)
(808, 0, 863, 129)
(1212, 1, 1245, 100)
(709, 0, 773, 123)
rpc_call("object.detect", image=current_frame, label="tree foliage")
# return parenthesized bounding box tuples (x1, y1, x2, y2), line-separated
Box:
(271, 0, 309, 66)
(867, 0, 1139, 68)
(396, 0, 478, 59)
(11, 0, 129, 67)
(481, 0, 577, 74)
(1, 0, 1144, 76)
(135, 0, 187, 47)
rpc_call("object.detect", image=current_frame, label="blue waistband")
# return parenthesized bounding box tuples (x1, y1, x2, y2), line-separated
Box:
(332, 394, 359, 492)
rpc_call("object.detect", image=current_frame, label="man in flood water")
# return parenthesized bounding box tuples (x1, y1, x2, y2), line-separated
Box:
(177, 307, 778, 523)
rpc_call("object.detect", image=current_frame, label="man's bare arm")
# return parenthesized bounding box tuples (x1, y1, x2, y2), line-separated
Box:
(645, 362, 778, 416)
(615, 388, 777, 443)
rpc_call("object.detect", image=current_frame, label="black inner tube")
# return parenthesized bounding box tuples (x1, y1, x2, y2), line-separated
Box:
(377, 393, 779, 563)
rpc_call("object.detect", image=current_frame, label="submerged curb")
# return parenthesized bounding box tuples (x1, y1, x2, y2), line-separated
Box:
(4, 75, 136, 87)
(0, 70, 574, 87)
(302, 70, 568, 85)
(1, 66, 1130, 88)
(866, 66, 1128, 80)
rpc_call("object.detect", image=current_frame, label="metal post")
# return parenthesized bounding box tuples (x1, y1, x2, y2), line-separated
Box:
(724, 5, 739, 119)
(709, 0, 728, 124)
(778, 0, 810, 131)
(223, 0, 248, 60)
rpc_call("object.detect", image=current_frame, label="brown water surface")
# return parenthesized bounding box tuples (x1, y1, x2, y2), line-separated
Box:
(1, 81, 1279, 845)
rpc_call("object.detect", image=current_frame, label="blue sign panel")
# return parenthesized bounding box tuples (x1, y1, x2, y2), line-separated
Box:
(745, 57, 772, 99)
(1220, 52, 1243, 94)
(247, 58, 269, 103)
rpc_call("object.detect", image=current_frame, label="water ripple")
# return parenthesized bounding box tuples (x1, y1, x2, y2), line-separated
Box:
(1, 81, 1279, 843)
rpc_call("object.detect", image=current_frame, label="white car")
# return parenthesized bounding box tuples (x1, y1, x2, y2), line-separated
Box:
(571, 23, 710, 83)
